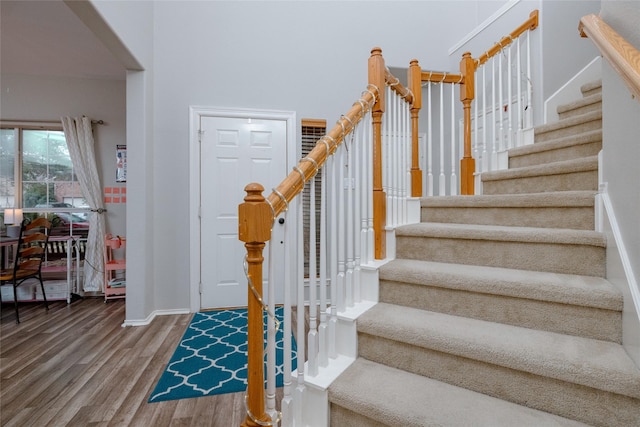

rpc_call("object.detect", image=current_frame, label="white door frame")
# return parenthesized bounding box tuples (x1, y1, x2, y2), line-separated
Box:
(189, 106, 297, 312)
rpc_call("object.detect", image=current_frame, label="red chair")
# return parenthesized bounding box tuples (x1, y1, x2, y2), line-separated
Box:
(104, 234, 126, 302)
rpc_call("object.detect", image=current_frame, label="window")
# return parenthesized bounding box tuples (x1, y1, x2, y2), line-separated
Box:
(301, 119, 326, 277)
(1, 125, 89, 236)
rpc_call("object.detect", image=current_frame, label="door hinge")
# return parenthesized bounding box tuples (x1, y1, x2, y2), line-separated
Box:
(198, 129, 204, 143)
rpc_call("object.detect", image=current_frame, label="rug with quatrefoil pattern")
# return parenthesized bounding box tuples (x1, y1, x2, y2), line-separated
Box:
(148, 306, 296, 402)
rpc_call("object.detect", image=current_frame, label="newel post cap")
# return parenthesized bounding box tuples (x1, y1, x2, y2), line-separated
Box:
(238, 183, 272, 243)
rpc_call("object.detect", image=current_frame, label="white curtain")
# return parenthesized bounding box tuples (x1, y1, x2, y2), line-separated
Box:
(61, 116, 107, 292)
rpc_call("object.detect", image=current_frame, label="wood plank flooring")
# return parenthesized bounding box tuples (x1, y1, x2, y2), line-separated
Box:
(0, 297, 249, 426)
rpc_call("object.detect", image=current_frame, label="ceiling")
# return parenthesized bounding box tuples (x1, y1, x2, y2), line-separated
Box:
(0, 0, 125, 80)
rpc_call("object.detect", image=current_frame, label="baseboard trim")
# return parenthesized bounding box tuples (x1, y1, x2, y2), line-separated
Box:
(122, 308, 191, 327)
(600, 189, 640, 326)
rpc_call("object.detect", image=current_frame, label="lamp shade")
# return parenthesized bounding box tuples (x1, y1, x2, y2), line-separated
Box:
(4, 208, 23, 225)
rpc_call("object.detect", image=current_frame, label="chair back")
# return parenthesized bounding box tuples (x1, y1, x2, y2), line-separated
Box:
(13, 217, 52, 281)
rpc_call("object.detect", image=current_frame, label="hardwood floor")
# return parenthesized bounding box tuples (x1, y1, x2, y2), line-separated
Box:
(0, 297, 249, 426)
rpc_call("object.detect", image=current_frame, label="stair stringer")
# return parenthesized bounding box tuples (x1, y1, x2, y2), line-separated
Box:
(298, 263, 382, 427)
(597, 180, 640, 366)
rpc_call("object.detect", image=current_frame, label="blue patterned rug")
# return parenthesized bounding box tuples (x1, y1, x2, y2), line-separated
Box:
(148, 306, 296, 402)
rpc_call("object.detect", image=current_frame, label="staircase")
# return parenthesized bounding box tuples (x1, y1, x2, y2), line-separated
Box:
(328, 81, 640, 426)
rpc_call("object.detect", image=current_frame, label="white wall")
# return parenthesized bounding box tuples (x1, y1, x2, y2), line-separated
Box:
(88, 0, 497, 320)
(0, 74, 127, 236)
(87, 0, 155, 321)
(599, 1, 640, 365)
(448, 0, 600, 127)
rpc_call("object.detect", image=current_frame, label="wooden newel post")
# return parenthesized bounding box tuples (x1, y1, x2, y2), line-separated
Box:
(409, 58, 423, 198)
(459, 52, 476, 195)
(369, 47, 386, 260)
(239, 183, 273, 427)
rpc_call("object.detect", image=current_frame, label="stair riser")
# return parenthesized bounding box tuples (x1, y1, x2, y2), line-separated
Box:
(395, 236, 605, 276)
(581, 85, 602, 98)
(482, 170, 598, 195)
(558, 101, 602, 120)
(358, 334, 640, 427)
(379, 280, 622, 342)
(421, 206, 594, 230)
(535, 119, 601, 143)
(509, 141, 602, 168)
(330, 405, 386, 427)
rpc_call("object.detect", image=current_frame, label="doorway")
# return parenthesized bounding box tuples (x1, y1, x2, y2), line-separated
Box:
(189, 107, 296, 311)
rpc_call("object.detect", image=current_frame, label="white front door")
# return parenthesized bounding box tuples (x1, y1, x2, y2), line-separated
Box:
(199, 115, 288, 310)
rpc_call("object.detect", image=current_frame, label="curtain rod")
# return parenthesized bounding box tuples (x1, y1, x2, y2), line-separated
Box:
(0, 118, 104, 127)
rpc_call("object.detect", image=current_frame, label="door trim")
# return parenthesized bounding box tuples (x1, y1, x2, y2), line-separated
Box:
(188, 106, 297, 312)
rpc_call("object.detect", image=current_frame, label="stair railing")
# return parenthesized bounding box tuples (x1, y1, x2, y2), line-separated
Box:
(238, 47, 419, 426)
(420, 9, 539, 196)
(579, 14, 640, 100)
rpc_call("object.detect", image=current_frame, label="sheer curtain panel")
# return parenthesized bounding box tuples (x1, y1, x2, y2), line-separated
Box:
(61, 116, 107, 292)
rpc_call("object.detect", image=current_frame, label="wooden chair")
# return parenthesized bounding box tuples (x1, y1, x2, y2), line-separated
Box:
(104, 234, 126, 302)
(0, 217, 52, 323)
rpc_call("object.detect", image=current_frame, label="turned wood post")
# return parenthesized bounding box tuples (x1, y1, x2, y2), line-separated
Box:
(239, 183, 273, 427)
(369, 47, 386, 259)
(459, 52, 476, 195)
(409, 58, 423, 197)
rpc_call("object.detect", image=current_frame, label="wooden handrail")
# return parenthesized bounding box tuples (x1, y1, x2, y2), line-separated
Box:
(385, 68, 413, 104)
(579, 13, 640, 101)
(476, 10, 539, 68)
(421, 71, 464, 84)
(266, 90, 377, 219)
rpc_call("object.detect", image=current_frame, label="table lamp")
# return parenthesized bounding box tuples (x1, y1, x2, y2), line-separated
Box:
(4, 208, 23, 238)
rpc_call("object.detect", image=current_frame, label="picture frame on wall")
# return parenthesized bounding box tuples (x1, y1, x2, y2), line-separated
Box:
(116, 145, 127, 182)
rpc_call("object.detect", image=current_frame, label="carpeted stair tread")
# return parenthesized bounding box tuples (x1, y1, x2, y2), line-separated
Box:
(482, 155, 598, 182)
(581, 79, 602, 97)
(557, 93, 602, 118)
(379, 259, 621, 311)
(396, 222, 606, 247)
(507, 130, 602, 168)
(329, 358, 590, 427)
(358, 303, 640, 399)
(534, 110, 602, 136)
(420, 191, 595, 208)
(510, 129, 601, 156)
(420, 191, 596, 229)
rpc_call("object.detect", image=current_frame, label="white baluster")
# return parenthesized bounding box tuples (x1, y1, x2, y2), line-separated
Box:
(393, 91, 399, 226)
(319, 159, 328, 367)
(353, 122, 362, 303)
(336, 143, 346, 314)
(499, 49, 505, 152)
(328, 155, 338, 359)
(482, 65, 488, 172)
(507, 44, 513, 150)
(439, 82, 445, 196)
(281, 212, 293, 426)
(294, 195, 305, 424)
(427, 83, 433, 197)
(385, 86, 392, 226)
(491, 56, 498, 171)
(366, 111, 374, 264)
(474, 72, 480, 176)
(526, 31, 533, 129)
(450, 84, 457, 195)
(345, 127, 354, 309)
(517, 36, 522, 144)
(360, 112, 370, 265)
(266, 237, 277, 422)
(307, 167, 318, 376)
